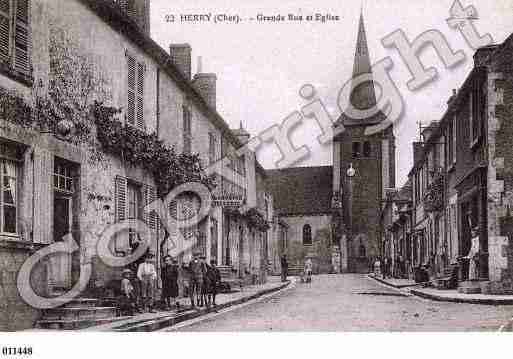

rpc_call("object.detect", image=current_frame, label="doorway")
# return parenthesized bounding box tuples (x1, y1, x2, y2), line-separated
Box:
(51, 194, 73, 290)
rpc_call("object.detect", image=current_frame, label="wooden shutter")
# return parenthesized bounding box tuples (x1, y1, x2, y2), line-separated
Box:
(126, 55, 136, 125)
(136, 62, 145, 129)
(0, 0, 11, 62)
(143, 184, 157, 230)
(126, 0, 136, 19)
(13, 0, 29, 74)
(115, 175, 128, 222)
(33, 147, 53, 244)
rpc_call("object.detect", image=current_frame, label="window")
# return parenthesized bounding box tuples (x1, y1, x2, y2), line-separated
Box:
(183, 105, 192, 154)
(127, 182, 140, 248)
(0, 0, 31, 76)
(208, 132, 217, 165)
(126, 54, 145, 129)
(302, 224, 312, 246)
(470, 79, 486, 146)
(1, 158, 18, 235)
(352, 142, 361, 158)
(114, 176, 157, 254)
(358, 244, 366, 258)
(451, 115, 457, 165)
(53, 159, 75, 194)
(235, 155, 245, 176)
(363, 141, 371, 157)
(414, 172, 420, 205)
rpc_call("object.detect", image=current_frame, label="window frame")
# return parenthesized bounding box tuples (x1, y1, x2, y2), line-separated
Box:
(352, 141, 361, 158)
(125, 52, 146, 130)
(0, 143, 22, 237)
(302, 224, 312, 246)
(183, 104, 192, 154)
(0, 0, 32, 85)
(362, 141, 372, 158)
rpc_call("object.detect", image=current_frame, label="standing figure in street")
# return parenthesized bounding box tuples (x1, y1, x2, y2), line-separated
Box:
(304, 258, 313, 283)
(382, 257, 388, 279)
(209, 260, 221, 306)
(280, 255, 288, 282)
(161, 256, 180, 310)
(137, 253, 157, 313)
(120, 269, 138, 316)
(189, 253, 204, 307)
(466, 227, 480, 280)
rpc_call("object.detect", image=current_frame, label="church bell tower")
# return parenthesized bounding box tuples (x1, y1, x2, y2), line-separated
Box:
(332, 10, 395, 273)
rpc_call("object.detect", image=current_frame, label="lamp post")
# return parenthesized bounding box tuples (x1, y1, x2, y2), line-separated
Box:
(346, 163, 356, 271)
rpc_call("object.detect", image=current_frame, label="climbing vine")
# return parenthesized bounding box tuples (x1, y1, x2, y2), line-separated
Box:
(93, 102, 216, 197)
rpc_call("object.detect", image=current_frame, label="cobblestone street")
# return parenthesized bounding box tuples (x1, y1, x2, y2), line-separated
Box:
(175, 274, 513, 331)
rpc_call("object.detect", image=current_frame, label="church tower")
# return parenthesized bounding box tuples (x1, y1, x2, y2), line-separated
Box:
(333, 11, 395, 273)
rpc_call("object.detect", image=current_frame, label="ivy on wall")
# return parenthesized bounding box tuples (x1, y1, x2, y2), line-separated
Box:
(93, 102, 216, 197)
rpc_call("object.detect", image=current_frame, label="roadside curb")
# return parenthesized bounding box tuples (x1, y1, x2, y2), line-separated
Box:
(91, 280, 292, 332)
(367, 274, 419, 289)
(410, 289, 513, 306)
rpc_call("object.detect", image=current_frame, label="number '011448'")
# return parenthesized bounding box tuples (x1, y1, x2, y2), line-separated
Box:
(2, 347, 33, 356)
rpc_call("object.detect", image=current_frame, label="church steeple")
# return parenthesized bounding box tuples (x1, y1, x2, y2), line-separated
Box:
(349, 10, 377, 111)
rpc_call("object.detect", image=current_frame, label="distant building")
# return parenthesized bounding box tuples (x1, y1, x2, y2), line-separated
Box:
(268, 12, 395, 274)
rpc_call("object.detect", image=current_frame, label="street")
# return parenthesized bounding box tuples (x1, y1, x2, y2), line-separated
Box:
(174, 274, 513, 331)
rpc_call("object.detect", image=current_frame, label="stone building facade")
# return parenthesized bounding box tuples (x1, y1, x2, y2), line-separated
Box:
(0, 0, 272, 330)
(395, 33, 513, 294)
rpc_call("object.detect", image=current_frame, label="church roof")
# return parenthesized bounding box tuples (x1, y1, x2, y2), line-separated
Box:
(267, 166, 333, 216)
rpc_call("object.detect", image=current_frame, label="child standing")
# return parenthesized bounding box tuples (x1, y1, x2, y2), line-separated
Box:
(120, 269, 137, 315)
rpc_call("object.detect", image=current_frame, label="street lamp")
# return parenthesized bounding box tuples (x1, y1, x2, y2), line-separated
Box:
(346, 163, 356, 271)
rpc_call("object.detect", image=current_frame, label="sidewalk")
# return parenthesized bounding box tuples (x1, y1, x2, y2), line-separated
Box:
(368, 274, 418, 288)
(81, 276, 292, 332)
(368, 274, 513, 305)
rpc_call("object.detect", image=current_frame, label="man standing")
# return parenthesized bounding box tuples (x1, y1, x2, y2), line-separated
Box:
(280, 254, 288, 282)
(137, 253, 157, 313)
(210, 260, 221, 306)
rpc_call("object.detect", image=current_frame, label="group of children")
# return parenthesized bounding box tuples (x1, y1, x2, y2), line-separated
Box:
(119, 252, 222, 316)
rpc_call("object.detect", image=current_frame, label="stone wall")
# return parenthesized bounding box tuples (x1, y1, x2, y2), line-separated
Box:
(0, 243, 47, 331)
(279, 215, 332, 273)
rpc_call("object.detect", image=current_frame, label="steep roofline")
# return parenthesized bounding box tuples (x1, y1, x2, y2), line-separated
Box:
(78, 0, 268, 176)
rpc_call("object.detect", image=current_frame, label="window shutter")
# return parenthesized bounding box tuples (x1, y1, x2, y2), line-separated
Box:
(115, 175, 128, 222)
(144, 185, 157, 229)
(0, 0, 11, 62)
(14, 0, 29, 74)
(136, 62, 145, 129)
(126, 55, 136, 125)
(126, 0, 136, 19)
(33, 147, 53, 244)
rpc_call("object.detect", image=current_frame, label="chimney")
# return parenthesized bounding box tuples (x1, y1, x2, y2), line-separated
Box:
(473, 45, 498, 67)
(169, 44, 191, 80)
(117, 0, 150, 36)
(413, 142, 424, 165)
(233, 121, 250, 144)
(447, 88, 457, 106)
(421, 121, 439, 142)
(192, 57, 217, 110)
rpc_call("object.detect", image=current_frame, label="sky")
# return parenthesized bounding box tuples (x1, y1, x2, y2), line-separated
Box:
(150, 0, 513, 187)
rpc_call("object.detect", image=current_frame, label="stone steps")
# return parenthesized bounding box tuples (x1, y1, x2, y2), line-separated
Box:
(36, 316, 132, 330)
(35, 297, 121, 330)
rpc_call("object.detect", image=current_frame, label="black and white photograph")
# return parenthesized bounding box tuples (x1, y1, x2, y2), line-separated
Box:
(1, 0, 513, 356)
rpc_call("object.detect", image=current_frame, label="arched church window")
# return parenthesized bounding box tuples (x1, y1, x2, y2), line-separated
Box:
(302, 224, 312, 245)
(352, 142, 361, 158)
(363, 141, 371, 157)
